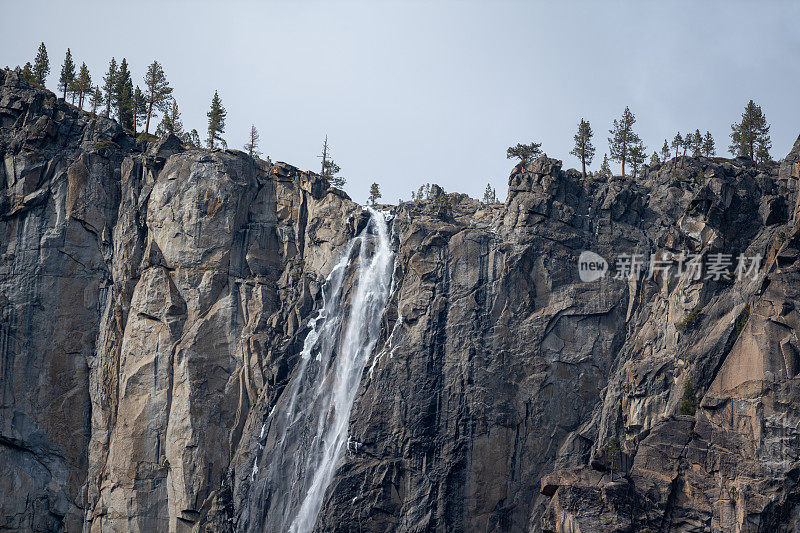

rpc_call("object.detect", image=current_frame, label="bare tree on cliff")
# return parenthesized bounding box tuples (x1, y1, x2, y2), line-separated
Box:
(506, 142, 542, 165)
(58, 48, 75, 100)
(33, 42, 49, 87)
(608, 106, 640, 177)
(730, 100, 771, 169)
(206, 91, 227, 149)
(570, 119, 595, 179)
(144, 61, 173, 135)
(319, 136, 345, 187)
(320, 135, 330, 173)
(244, 125, 261, 158)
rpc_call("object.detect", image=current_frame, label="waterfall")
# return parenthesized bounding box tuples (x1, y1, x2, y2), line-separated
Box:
(254, 208, 394, 533)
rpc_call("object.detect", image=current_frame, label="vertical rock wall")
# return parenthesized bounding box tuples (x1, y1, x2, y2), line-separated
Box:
(3, 68, 800, 532)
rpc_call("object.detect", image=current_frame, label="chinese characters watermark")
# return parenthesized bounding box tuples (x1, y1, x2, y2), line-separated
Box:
(578, 250, 762, 282)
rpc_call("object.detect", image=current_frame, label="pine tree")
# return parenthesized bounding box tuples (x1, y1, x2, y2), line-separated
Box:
(650, 151, 660, 165)
(730, 100, 771, 169)
(702, 132, 715, 157)
(369, 183, 382, 205)
(671, 133, 683, 167)
(629, 142, 647, 179)
(323, 160, 344, 187)
(603, 437, 621, 481)
(68, 76, 78, 104)
(58, 48, 75, 100)
(143, 61, 173, 134)
(75, 63, 91, 109)
(661, 139, 670, 163)
(599, 153, 612, 178)
(206, 91, 227, 149)
(102, 58, 117, 119)
(411, 185, 428, 203)
(156, 100, 183, 137)
(608, 106, 640, 177)
(89, 86, 103, 115)
(116, 82, 133, 130)
(426, 186, 451, 218)
(132, 86, 147, 135)
(181, 129, 202, 148)
(20, 63, 35, 84)
(483, 183, 497, 204)
(33, 42, 49, 86)
(756, 137, 772, 167)
(114, 59, 133, 128)
(691, 129, 703, 157)
(506, 142, 542, 164)
(244, 124, 261, 157)
(119, 84, 134, 129)
(570, 119, 595, 179)
(155, 114, 170, 137)
(681, 134, 690, 168)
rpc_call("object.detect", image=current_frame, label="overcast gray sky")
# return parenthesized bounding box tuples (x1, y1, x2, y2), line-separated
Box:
(3, 1, 799, 203)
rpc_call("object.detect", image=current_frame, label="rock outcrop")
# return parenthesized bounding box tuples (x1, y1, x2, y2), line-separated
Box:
(0, 69, 360, 531)
(3, 68, 800, 532)
(304, 151, 800, 532)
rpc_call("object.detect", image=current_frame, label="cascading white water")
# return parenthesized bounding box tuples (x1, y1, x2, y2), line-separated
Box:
(254, 208, 394, 533)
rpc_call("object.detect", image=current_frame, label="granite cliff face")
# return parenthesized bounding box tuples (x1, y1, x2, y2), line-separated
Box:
(2, 68, 800, 532)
